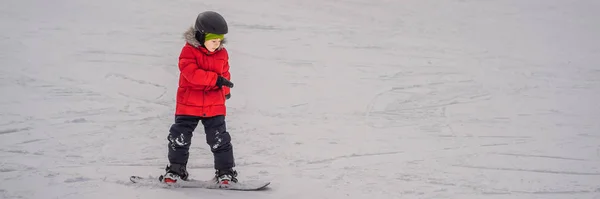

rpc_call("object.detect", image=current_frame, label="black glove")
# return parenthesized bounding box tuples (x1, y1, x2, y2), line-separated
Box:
(216, 76, 234, 88)
(225, 93, 231, 100)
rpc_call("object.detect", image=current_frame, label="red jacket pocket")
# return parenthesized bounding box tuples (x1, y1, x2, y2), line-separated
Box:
(183, 89, 224, 107)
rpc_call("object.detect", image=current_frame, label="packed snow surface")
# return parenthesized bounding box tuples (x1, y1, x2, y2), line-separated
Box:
(1, 0, 599, 198)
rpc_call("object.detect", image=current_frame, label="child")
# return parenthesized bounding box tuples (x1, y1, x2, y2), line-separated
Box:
(161, 11, 236, 186)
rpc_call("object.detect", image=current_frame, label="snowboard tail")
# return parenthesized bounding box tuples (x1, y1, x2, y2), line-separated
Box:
(130, 175, 270, 191)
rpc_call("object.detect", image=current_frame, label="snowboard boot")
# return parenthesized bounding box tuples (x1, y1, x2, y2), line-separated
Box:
(215, 168, 238, 187)
(160, 163, 189, 184)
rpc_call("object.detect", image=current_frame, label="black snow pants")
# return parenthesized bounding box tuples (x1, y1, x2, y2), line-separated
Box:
(167, 115, 235, 170)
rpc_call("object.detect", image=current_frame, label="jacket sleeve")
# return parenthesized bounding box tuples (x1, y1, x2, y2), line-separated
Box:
(222, 59, 231, 96)
(178, 45, 218, 86)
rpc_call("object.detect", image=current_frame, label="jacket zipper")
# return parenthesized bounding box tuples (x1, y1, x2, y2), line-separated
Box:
(202, 91, 206, 116)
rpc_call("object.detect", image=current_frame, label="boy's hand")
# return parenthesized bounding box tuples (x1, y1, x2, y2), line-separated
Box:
(216, 76, 234, 88)
(225, 93, 231, 100)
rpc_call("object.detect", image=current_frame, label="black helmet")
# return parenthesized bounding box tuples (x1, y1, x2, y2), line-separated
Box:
(194, 11, 228, 34)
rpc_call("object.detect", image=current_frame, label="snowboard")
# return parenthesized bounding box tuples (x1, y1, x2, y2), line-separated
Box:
(129, 175, 270, 191)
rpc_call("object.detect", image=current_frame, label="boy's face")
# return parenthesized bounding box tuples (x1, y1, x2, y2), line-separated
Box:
(204, 38, 222, 52)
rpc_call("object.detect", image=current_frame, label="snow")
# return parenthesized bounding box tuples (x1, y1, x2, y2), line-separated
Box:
(1, 0, 600, 198)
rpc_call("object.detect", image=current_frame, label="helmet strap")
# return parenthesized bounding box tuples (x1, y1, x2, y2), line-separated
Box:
(194, 31, 206, 47)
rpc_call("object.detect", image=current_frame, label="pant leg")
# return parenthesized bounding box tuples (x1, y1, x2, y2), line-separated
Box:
(167, 115, 200, 165)
(201, 115, 235, 170)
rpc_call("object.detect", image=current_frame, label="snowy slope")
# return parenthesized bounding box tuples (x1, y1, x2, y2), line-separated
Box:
(1, 0, 600, 198)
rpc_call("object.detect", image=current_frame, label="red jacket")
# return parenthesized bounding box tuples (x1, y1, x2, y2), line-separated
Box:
(175, 27, 231, 117)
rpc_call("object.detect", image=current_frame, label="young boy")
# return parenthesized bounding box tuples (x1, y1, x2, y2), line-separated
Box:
(161, 11, 236, 186)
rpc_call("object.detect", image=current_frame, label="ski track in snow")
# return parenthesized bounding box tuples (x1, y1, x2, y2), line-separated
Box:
(2, 0, 600, 198)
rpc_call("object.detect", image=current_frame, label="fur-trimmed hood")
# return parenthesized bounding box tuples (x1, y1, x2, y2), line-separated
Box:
(183, 26, 227, 50)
